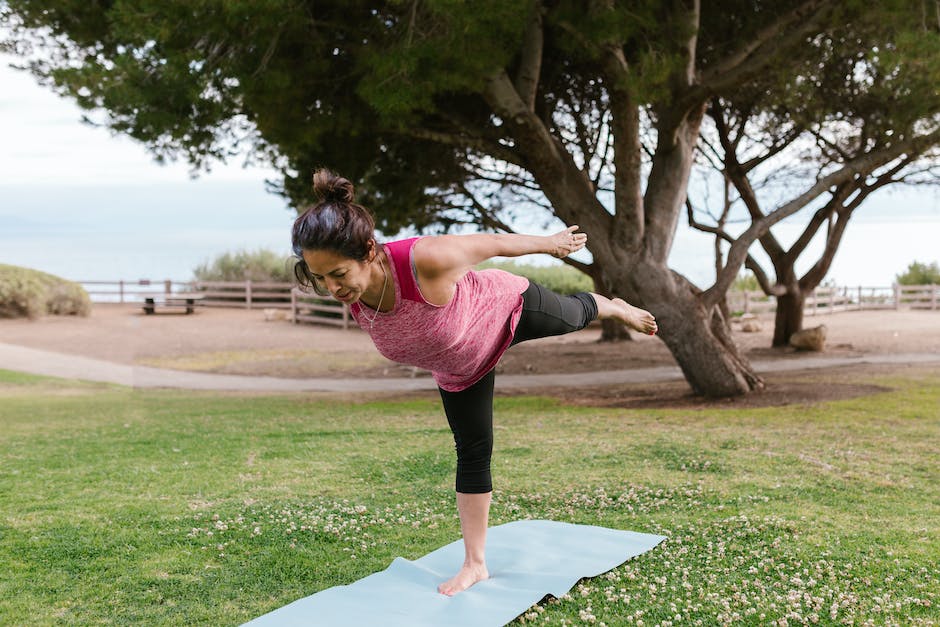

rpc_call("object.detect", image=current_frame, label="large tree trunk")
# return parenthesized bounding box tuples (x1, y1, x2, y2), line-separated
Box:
(773, 290, 806, 347)
(653, 285, 763, 397)
(600, 319, 632, 342)
(591, 277, 632, 342)
(484, 72, 762, 397)
(608, 260, 764, 397)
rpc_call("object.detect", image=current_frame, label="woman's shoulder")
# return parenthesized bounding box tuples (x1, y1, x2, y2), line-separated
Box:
(384, 236, 422, 256)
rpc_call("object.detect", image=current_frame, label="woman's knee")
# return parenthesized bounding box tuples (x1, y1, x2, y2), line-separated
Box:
(454, 436, 493, 493)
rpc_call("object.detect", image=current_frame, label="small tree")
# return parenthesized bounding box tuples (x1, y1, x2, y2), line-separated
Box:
(193, 249, 292, 283)
(687, 10, 940, 346)
(896, 261, 940, 285)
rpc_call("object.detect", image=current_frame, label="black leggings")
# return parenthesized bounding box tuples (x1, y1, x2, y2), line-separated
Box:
(438, 282, 598, 493)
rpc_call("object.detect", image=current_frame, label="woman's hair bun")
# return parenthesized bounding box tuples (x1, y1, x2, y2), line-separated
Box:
(313, 168, 355, 203)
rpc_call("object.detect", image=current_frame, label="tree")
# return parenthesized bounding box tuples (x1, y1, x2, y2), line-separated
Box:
(3, 0, 936, 395)
(896, 260, 940, 285)
(687, 15, 940, 346)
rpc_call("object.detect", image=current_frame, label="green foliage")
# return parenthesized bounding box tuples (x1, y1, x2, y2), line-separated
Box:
(896, 260, 940, 285)
(193, 249, 292, 283)
(6, 0, 931, 234)
(477, 260, 593, 295)
(731, 270, 759, 292)
(0, 264, 91, 319)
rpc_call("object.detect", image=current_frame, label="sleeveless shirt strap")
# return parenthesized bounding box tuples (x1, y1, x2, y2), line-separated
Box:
(385, 237, 425, 303)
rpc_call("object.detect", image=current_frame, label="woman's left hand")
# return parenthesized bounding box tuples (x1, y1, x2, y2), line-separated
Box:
(547, 226, 588, 258)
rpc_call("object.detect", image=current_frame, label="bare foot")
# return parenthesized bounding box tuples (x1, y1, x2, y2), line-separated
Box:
(437, 562, 489, 596)
(612, 298, 658, 335)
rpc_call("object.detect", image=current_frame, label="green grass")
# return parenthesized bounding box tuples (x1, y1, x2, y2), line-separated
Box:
(1, 367, 938, 625)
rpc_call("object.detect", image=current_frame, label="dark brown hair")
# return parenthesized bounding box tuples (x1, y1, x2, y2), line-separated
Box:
(291, 169, 377, 294)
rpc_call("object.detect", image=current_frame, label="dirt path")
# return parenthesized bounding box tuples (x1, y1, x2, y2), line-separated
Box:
(0, 304, 937, 379)
(1, 304, 937, 408)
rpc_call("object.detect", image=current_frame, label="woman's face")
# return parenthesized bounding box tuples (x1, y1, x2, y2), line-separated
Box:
(301, 248, 374, 304)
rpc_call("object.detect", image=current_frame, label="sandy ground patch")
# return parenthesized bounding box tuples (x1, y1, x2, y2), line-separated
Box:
(0, 305, 940, 378)
(0, 304, 937, 381)
(2, 303, 938, 408)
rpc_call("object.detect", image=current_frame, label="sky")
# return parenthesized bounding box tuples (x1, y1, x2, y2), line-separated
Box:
(1, 50, 938, 288)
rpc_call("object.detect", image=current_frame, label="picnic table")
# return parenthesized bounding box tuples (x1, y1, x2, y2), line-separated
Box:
(142, 294, 204, 315)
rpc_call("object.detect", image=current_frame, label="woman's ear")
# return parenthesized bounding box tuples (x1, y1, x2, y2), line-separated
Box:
(366, 239, 378, 263)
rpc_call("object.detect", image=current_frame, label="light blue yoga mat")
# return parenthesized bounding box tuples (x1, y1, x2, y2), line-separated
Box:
(243, 519, 666, 627)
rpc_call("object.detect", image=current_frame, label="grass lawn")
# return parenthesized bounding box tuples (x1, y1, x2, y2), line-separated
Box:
(0, 367, 938, 626)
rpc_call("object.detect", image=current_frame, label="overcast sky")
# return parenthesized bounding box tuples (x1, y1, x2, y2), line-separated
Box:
(1, 51, 938, 286)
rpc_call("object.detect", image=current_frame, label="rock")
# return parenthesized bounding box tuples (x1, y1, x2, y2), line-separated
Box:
(263, 308, 288, 322)
(740, 320, 762, 333)
(789, 325, 827, 351)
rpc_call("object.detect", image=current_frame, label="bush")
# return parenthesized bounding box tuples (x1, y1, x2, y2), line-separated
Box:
(732, 270, 760, 292)
(0, 264, 91, 319)
(193, 249, 292, 283)
(896, 260, 940, 285)
(477, 260, 593, 295)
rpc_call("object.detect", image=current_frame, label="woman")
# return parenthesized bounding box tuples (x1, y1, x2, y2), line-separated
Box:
(292, 170, 658, 596)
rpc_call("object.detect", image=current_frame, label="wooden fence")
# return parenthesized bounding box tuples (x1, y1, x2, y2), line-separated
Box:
(290, 289, 351, 329)
(193, 281, 294, 309)
(729, 284, 939, 316)
(78, 279, 936, 328)
(79, 279, 191, 303)
(76, 279, 351, 327)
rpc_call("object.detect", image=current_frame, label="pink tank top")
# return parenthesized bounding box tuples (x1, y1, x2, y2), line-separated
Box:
(350, 237, 529, 392)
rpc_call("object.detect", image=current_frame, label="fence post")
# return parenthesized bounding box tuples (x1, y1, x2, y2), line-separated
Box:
(164, 280, 172, 296)
(932, 285, 937, 310)
(119, 280, 125, 304)
(894, 283, 901, 310)
(291, 289, 297, 323)
(246, 280, 252, 310)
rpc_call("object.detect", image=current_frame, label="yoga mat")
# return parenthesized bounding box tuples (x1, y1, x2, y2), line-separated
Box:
(243, 519, 666, 626)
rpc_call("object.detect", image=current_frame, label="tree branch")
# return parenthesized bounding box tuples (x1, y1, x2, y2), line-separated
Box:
(686, 199, 782, 295)
(481, 70, 613, 250)
(514, 2, 543, 112)
(693, 1, 837, 98)
(701, 127, 940, 308)
(456, 182, 517, 233)
(740, 125, 804, 172)
(799, 155, 919, 288)
(711, 100, 786, 259)
(404, 127, 525, 167)
(592, 6, 646, 250)
(560, 256, 594, 276)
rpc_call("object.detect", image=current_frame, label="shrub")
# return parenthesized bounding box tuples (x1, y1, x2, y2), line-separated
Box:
(193, 249, 292, 283)
(896, 260, 940, 285)
(0, 264, 91, 319)
(477, 260, 593, 295)
(732, 270, 760, 292)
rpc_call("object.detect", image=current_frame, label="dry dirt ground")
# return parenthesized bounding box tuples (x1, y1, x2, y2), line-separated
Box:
(1, 304, 938, 408)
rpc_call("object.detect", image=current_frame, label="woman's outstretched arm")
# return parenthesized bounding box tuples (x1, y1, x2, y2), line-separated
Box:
(410, 226, 587, 306)
(416, 226, 585, 276)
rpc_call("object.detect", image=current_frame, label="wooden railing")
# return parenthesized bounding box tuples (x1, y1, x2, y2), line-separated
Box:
(77, 279, 936, 328)
(193, 281, 294, 309)
(75, 279, 353, 328)
(290, 288, 351, 329)
(728, 284, 939, 316)
(78, 279, 190, 303)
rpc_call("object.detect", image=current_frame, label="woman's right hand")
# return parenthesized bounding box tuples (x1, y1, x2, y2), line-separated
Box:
(547, 226, 588, 259)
